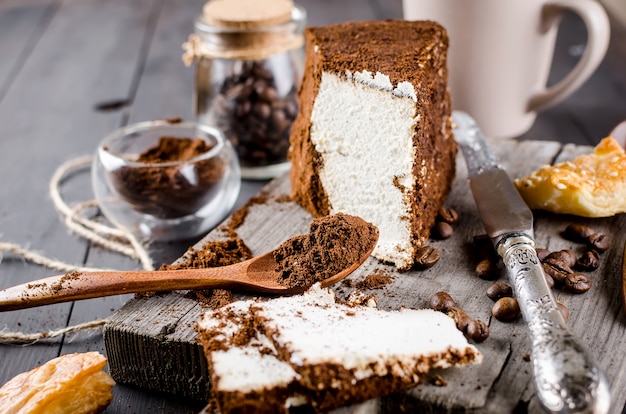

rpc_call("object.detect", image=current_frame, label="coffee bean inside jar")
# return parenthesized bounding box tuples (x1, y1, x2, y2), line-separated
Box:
(198, 60, 299, 172)
(183, 0, 306, 179)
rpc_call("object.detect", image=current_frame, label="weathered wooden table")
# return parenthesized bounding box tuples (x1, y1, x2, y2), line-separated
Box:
(1, 1, 626, 413)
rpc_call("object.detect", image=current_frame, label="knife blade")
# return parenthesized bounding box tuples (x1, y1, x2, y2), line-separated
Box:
(452, 111, 611, 414)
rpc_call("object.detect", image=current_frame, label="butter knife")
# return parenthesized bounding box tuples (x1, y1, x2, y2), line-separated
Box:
(452, 111, 611, 414)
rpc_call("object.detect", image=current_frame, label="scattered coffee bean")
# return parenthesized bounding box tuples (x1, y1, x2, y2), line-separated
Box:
(486, 281, 513, 301)
(556, 301, 569, 320)
(414, 246, 441, 269)
(447, 306, 472, 332)
(466, 319, 490, 343)
(564, 273, 591, 293)
(429, 292, 489, 341)
(437, 207, 459, 225)
(576, 250, 600, 271)
(535, 248, 551, 262)
(588, 233, 609, 253)
(432, 221, 454, 240)
(429, 291, 456, 312)
(544, 272, 555, 289)
(545, 250, 577, 268)
(492, 297, 521, 322)
(543, 257, 574, 275)
(475, 258, 500, 280)
(542, 262, 570, 284)
(563, 223, 595, 243)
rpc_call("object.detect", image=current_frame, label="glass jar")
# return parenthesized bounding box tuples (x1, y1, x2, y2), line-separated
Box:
(92, 120, 241, 241)
(183, 0, 306, 180)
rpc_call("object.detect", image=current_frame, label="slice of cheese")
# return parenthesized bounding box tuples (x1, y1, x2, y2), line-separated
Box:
(514, 137, 626, 217)
(0, 352, 115, 414)
(197, 284, 481, 413)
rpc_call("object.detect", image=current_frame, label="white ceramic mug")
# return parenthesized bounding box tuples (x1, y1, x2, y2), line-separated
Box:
(403, 0, 610, 138)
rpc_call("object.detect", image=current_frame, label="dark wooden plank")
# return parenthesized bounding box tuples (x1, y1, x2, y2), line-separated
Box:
(0, 1, 56, 99)
(127, 0, 197, 123)
(0, 0, 160, 402)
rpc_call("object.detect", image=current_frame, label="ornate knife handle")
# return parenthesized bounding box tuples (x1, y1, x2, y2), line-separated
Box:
(497, 235, 611, 414)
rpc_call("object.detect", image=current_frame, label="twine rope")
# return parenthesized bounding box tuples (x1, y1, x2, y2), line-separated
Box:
(0, 320, 108, 345)
(0, 155, 155, 344)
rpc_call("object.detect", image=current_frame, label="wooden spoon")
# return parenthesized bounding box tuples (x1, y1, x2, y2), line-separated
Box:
(0, 233, 377, 312)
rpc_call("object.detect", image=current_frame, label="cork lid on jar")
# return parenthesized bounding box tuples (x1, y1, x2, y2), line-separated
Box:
(202, 0, 293, 28)
(183, 0, 305, 63)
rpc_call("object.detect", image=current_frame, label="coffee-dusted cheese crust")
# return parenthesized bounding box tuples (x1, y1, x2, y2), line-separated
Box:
(289, 20, 456, 270)
(197, 285, 481, 413)
(514, 137, 626, 217)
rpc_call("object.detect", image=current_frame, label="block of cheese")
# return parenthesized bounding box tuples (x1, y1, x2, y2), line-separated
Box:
(289, 20, 456, 270)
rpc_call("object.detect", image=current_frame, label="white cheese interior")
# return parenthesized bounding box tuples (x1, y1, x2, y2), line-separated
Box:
(198, 285, 480, 401)
(198, 300, 300, 394)
(211, 336, 299, 393)
(310, 71, 419, 269)
(256, 285, 480, 380)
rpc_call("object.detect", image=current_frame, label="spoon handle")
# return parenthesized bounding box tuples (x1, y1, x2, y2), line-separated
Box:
(498, 235, 611, 414)
(0, 266, 245, 311)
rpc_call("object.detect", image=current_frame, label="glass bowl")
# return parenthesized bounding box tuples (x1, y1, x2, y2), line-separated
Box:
(92, 120, 241, 241)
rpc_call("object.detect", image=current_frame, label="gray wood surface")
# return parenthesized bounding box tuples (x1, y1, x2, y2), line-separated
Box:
(0, 0, 625, 413)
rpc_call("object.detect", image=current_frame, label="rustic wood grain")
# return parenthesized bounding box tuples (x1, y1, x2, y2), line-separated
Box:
(0, 2, 186, 413)
(1, 0, 626, 412)
(0, 1, 54, 99)
(0, 0, 147, 386)
(105, 138, 626, 413)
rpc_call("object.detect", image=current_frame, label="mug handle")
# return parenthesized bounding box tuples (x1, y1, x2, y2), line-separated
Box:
(528, 0, 610, 112)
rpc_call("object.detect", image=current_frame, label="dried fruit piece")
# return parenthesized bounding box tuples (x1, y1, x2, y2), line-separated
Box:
(0, 352, 115, 414)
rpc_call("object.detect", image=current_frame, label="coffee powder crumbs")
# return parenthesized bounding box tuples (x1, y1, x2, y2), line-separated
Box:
(274, 194, 292, 203)
(157, 237, 252, 308)
(110, 136, 225, 219)
(355, 272, 395, 290)
(192, 289, 235, 309)
(50, 271, 82, 294)
(163, 238, 253, 271)
(273, 213, 379, 288)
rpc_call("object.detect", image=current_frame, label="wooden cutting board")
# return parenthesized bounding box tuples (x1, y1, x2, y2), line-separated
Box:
(103, 138, 626, 414)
